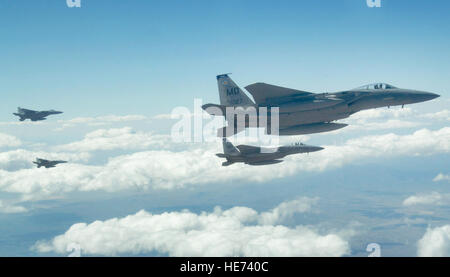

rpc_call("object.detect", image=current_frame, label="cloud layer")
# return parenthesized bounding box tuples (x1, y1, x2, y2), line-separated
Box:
(0, 133, 21, 148)
(55, 127, 171, 152)
(403, 192, 449, 206)
(0, 200, 27, 214)
(56, 115, 148, 130)
(33, 197, 351, 257)
(1, 127, 449, 202)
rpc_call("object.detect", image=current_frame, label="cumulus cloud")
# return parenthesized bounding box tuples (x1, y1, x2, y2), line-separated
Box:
(55, 127, 171, 152)
(402, 192, 449, 206)
(33, 198, 350, 257)
(421, 110, 450, 121)
(0, 200, 27, 214)
(417, 225, 450, 257)
(55, 115, 148, 130)
(258, 197, 318, 225)
(0, 121, 44, 126)
(346, 107, 415, 121)
(433, 173, 450, 182)
(0, 133, 22, 148)
(0, 127, 449, 202)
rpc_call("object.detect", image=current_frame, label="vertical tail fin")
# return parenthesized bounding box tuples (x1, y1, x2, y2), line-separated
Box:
(222, 138, 240, 156)
(217, 74, 255, 106)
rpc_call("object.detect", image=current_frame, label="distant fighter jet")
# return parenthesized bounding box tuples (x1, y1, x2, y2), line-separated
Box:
(216, 138, 323, 166)
(13, 107, 63, 121)
(203, 74, 440, 136)
(33, 158, 67, 168)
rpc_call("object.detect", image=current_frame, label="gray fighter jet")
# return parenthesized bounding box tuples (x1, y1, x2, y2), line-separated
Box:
(33, 158, 67, 168)
(216, 138, 323, 166)
(203, 74, 440, 136)
(13, 107, 63, 121)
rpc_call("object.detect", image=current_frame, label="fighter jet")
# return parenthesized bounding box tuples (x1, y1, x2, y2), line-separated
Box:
(216, 138, 324, 166)
(33, 158, 67, 168)
(203, 74, 440, 136)
(13, 107, 63, 121)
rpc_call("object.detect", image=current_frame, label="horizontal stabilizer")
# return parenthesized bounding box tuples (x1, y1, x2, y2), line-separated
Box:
(202, 104, 227, 116)
(245, 83, 313, 104)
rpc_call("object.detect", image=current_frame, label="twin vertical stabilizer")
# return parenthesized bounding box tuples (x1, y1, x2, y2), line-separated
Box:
(216, 74, 255, 106)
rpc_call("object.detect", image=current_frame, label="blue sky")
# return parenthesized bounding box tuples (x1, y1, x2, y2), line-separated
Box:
(0, 0, 449, 118)
(0, 0, 449, 257)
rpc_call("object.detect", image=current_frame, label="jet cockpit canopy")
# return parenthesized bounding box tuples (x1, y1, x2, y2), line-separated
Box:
(354, 83, 397, 90)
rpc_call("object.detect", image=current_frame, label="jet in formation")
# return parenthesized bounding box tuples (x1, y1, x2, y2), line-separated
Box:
(203, 74, 440, 136)
(33, 158, 67, 168)
(13, 107, 63, 121)
(216, 138, 323, 166)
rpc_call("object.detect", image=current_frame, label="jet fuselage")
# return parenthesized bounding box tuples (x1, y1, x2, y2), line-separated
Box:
(217, 140, 323, 166)
(203, 75, 440, 136)
(264, 88, 439, 129)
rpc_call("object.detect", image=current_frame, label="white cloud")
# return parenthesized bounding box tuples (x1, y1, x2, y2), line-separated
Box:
(258, 197, 318, 225)
(152, 113, 178, 120)
(55, 127, 171, 152)
(434, 173, 450, 182)
(0, 200, 27, 214)
(0, 127, 449, 202)
(0, 121, 44, 126)
(351, 119, 421, 131)
(417, 225, 450, 257)
(153, 111, 213, 120)
(33, 199, 350, 257)
(334, 107, 431, 134)
(0, 133, 22, 148)
(336, 108, 450, 133)
(55, 115, 148, 130)
(421, 110, 450, 121)
(345, 107, 415, 122)
(402, 192, 448, 206)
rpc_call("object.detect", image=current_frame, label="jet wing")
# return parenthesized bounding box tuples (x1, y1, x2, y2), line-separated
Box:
(236, 144, 261, 154)
(244, 83, 314, 104)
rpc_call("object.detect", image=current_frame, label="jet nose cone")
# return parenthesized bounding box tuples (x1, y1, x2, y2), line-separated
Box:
(399, 90, 440, 105)
(309, 146, 324, 152)
(428, 92, 440, 100)
(415, 91, 440, 102)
